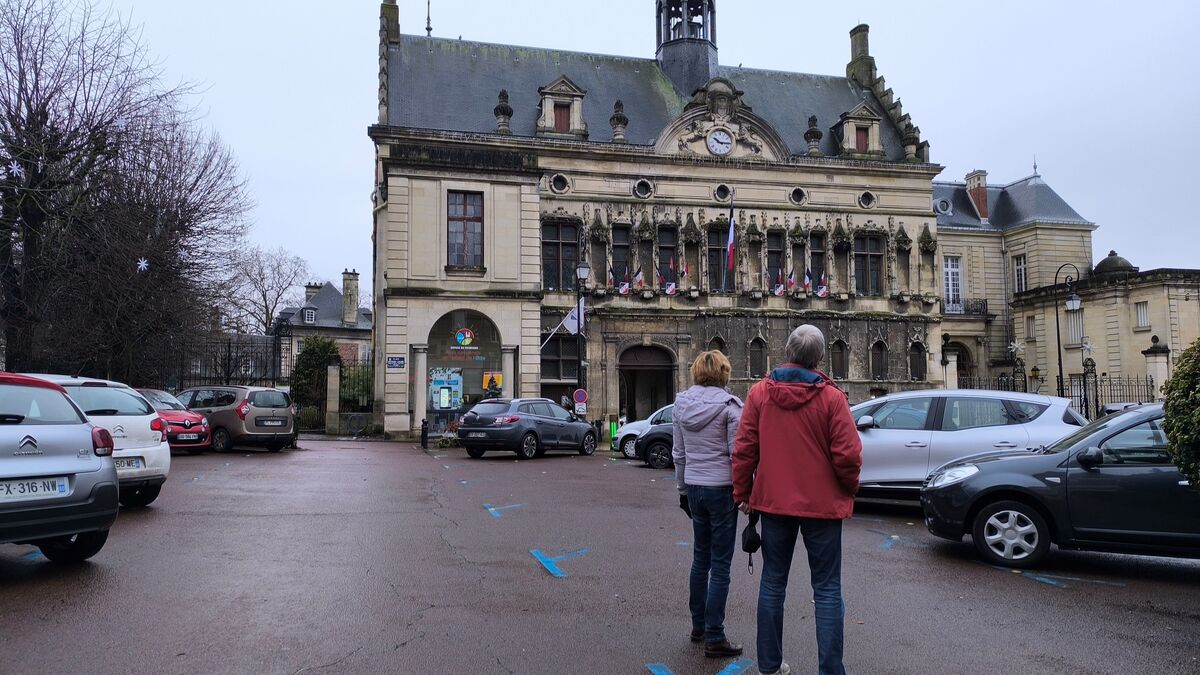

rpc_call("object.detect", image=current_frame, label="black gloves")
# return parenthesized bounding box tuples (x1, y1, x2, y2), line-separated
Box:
(679, 494, 692, 519)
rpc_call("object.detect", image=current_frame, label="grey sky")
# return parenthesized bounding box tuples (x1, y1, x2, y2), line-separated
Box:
(112, 0, 1200, 291)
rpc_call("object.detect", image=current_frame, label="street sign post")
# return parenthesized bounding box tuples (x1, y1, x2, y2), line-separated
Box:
(573, 388, 588, 404)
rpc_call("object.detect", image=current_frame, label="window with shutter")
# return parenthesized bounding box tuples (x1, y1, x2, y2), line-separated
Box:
(553, 103, 571, 132)
(855, 126, 869, 153)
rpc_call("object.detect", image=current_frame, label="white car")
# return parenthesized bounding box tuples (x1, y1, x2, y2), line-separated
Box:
(28, 375, 171, 507)
(613, 404, 673, 459)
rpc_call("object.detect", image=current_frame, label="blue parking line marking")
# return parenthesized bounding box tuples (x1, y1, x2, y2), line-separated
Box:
(879, 535, 900, 549)
(1033, 572, 1125, 587)
(676, 541, 691, 547)
(530, 548, 590, 578)
(483, 503, 524, 518)
(717, 659, 755, 675)
(645, 664, 675, 675)
(22, 550, 41, 560)
(1024, 573, 1070, 588)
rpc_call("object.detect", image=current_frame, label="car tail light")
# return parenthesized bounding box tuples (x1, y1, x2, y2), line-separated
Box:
(92, 427, 114, 457)
(492, 415, 520, 426)
(150, 417, 168, 442)
(236, 401, 251, 420)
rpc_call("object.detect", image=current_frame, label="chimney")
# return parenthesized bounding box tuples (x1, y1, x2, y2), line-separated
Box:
(965, 170, 989, 220)
(304, 283, 322, 302)
(342, 269, 360, 326)
(846, 24, 877, 86)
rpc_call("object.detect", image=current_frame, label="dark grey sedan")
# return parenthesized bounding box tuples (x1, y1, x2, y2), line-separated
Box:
(922, 404, 1200, 568)
(457, 398, 597, 460)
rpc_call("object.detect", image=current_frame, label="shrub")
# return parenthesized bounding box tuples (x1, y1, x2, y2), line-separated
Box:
(1163, 337, 1200, 488)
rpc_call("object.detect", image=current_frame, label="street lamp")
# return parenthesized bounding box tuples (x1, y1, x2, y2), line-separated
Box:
(575, 259, 590, 395)
(1053, 262, 1083, 398)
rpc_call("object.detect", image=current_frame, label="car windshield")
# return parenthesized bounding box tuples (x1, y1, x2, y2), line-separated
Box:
(0, 384, 85, 425)
(63, 384, 154, 416)
(141, 390, 187, 412)
(1042, 410, 1144, 453)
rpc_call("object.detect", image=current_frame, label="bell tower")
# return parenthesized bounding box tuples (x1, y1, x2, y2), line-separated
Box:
(656, 0, 719, 97)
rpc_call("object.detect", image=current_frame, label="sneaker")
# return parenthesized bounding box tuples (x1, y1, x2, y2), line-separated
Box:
(753, 662, 791, 674)
(703, 639, 744, 658)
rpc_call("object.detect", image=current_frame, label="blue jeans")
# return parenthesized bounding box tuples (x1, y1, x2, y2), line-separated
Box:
(757, 514, 845, 675)
(687, 485, 738, 644)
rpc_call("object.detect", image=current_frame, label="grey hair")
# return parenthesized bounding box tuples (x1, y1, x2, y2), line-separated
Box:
(785, 324, 826, 368)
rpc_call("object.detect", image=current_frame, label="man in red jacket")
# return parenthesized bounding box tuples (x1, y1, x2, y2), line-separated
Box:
(732, 324, 862, 675)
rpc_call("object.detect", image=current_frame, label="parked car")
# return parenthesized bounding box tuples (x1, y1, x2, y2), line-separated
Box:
(138, 389, 210, 454)
(850, 390, 1085, 498)
(29, 374, 171, 508)
(0, 373, 120, 562)
(612, 404, 673, 459)
(922, 404, 1199, 568)
(633, 421, 674, 470)
(457, 398, 596, 460)
(175, 386, 295, 452)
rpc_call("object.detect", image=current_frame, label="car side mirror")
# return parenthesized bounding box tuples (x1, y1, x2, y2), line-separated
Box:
(1078, 446, 1104, 468)
(568, 413, 578, 422)
(856, 415, 876, 431)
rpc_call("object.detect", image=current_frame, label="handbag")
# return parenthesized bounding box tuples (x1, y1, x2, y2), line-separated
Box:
(741, 511, 761, 574)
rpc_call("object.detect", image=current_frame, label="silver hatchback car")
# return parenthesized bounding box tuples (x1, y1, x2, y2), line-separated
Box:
(851, 389, 1085, 498)
(0, 373, 119, 562)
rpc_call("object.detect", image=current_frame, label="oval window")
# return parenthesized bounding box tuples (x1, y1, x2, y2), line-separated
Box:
(789, 187, 808, 205)
(550, 174, 570, 194)
(633, 179, 655, 199)
(714, 184, 731, 201)
(858, 191, 877, 209)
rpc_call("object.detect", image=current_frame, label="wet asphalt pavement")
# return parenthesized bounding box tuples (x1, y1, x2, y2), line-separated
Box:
(1, 440, 1198, 674)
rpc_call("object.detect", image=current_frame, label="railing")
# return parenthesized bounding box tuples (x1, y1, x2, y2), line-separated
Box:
(944, 298, 989, 316)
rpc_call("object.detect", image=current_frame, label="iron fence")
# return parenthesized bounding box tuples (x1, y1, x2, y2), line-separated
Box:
(131, 335, 291, 393)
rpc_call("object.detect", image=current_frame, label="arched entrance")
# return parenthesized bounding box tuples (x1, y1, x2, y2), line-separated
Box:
(618, 345, 675, 422)
(425, 309, 503, 434)
(948, 341, 975, 386)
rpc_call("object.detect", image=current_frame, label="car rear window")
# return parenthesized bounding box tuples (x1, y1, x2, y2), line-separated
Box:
(472, 402, 511, 416)
(1063, 408, 1087, 426)
(62, 385, 154, 417)
(1008, 401, 1048, 422)
(249, 391, 289, 408)
(0, 384, 85, 425)
(142, 390, 187, 411)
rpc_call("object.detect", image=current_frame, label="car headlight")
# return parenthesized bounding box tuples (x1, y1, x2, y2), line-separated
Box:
(928, 465, 979, 489)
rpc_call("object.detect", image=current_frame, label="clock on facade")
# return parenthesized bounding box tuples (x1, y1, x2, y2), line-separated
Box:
(706, 129, 734, 156)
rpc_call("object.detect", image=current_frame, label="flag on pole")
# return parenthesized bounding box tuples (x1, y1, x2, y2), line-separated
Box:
(563, 297, 585, 335)
(619, 266, 631, 295)
(762, 269, 772, 289)
(803, 268, 812, 292)
(725, 202, 737, 271)
(607, 266, 615, 287)
(680, 262, 689, 284)
(633, 267, 645, 288)
(787, 269, 796, 290)
(656, 268, 665, 286)
(816, 271, 829, 298)
(773, 269, 787, 297)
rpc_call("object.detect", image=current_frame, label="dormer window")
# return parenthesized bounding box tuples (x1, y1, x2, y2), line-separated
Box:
(304, 309, 316, 324)
(855, 126, 869, 153)
(837, 102, 884, 158)
(553, 103, 570, 133)
(537, 76, 588, 139)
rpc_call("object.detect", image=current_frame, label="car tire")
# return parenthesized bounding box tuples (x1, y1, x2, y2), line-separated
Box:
(211, 428, 232, 453)
(466, 447, 485, 459)
(645, 441, 672, 470)
(517, 433, 538, 460)
(972, 500, 1051, 569)
(119, 484, 162, 508)
(38, 530, 108, 563)
(579, 432, 596, 456)
(620, 436, 638, 459)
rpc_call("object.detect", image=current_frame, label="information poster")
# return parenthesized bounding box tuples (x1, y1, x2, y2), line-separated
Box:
(428, 367, 463, 410)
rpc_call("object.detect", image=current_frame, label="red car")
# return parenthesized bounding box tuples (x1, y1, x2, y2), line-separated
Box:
(138, 389, 210, 454)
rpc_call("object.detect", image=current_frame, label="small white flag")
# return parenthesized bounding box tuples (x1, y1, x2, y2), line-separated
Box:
(563, 297, 585, 335)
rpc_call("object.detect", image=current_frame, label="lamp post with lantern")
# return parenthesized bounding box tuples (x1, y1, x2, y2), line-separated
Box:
(1053, 263, 1083, 398)
(575, 259, 590, 394)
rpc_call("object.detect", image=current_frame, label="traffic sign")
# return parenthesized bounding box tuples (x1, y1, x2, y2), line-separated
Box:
(574, 402, 587, 416)
(573, 388, 589, 404)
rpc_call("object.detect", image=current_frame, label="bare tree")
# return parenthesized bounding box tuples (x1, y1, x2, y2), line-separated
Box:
(225, 245, 310, 335)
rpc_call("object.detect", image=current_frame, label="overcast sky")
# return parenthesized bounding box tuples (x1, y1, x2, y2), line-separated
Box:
(111, 0, 1200, 291)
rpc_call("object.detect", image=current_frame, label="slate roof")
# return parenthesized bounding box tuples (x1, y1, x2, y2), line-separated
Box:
(279, 282, 371, 331)
(387, 36, 907, 161)
(932, 174, 1094, 231)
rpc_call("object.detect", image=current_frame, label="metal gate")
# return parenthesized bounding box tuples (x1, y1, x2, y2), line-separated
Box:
(1057, 358, 1157, 420)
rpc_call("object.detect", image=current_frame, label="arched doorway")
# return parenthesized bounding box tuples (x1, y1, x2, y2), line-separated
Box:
(425, 309, 503, 434)
(948, 341, 975, 385)
(618, 345, 675, 423)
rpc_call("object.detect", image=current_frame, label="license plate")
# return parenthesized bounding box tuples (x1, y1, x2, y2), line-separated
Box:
(0, 476, 68, 502)
(176, 434, 199, 441)
(468, 432, 487, 438)
(260, 419, 285, 427)
(114, 457, 145, 470)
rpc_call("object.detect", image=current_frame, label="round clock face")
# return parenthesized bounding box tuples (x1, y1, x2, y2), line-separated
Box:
(707, 129, 734, 156)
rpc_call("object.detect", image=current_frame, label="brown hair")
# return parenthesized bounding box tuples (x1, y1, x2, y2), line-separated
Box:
(691, 350, 732, 387)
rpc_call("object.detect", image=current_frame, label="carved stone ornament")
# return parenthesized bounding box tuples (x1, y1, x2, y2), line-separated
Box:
(918, 224, 938, 254)
(831, 223, 852, 253)
(589, 209, 610, 243)
(894, 225, 912, 252)
(803, 115, 824, 156)
(653, 78, 790, 161)
(636, 211, 656, 240)
(681, 212, 702, 244)
(493, 89, 514, 135)
(787, 222, 807, 246)
(610, 100, 629, 144)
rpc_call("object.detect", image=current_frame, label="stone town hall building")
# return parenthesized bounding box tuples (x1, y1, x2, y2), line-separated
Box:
(368, 0, 1096, 436)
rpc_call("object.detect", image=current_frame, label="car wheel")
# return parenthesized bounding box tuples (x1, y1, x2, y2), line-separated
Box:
(645, 441, 672, 470)
(972, 500, 1051, 568)
(38, 530, 108, 563)
(466, 447, 485, 459)
(211, 428, 231, 453)
(119, 484, 162, 508)
(579, 432, 596, 456)
(517, 433, 538, 460)
(621, 436, 638, 459)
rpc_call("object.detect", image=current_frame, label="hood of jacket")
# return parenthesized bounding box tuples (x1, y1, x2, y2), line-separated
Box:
(762, 365, 828, 410)
(675, 385, 740, 432)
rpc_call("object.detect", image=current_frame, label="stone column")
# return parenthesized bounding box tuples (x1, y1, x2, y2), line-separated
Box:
(941, 351, 959, 390)
(324, 364, 341, 434)
(501, 345, 517, 398)
(412, 344, 428, 433)
(1142, 336, 1170, 400)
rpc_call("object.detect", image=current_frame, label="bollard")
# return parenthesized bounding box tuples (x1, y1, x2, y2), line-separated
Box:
(420, 418, 429, 449)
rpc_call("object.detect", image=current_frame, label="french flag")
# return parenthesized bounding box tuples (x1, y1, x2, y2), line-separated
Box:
(607, 266, 616, 287)
(816, 271, 829, 298)
(725, 200, 736, 271)
(679, 262, 689, 284)
(787, 269, 796, 289)
(633, 267, 645, 288)
(803, 268, 812, 292)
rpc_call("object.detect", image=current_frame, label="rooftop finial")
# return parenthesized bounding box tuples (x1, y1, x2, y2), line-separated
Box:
(1033, 154, 1038, 175)
(425, 0, 432, 37)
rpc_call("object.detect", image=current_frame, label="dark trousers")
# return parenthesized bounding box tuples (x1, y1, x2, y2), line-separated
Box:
(757, 514, 845, 675)
(687, 485, 738, 644)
